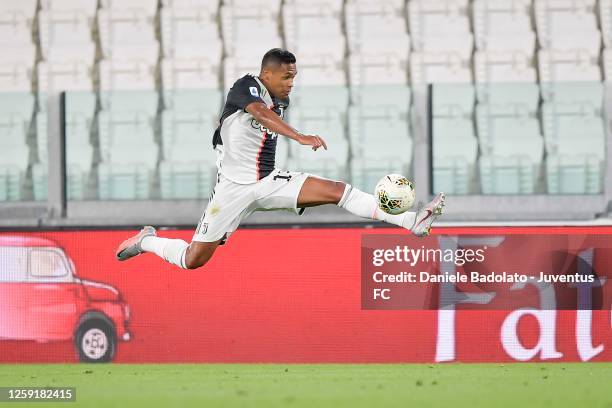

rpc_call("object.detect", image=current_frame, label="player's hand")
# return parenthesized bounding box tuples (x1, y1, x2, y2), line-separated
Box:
(297, 134, 328, 151)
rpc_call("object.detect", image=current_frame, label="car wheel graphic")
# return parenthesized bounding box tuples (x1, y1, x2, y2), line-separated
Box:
(76, 321, 116, 363)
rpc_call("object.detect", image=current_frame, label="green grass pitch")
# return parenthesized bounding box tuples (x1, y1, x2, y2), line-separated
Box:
(0, 363, 610, 408)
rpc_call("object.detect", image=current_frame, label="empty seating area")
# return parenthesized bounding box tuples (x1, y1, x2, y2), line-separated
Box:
(0, 0, 608, 202)
(432, 0, 607, 195)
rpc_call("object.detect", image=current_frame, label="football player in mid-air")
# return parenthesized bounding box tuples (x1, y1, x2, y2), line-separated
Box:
(116, 48, 445, 270)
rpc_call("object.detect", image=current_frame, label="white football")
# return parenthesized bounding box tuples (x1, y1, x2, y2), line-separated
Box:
(374, 174, 416, 215)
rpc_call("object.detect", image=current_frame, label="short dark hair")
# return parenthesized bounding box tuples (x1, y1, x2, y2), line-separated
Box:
(261, 48, 296, 69)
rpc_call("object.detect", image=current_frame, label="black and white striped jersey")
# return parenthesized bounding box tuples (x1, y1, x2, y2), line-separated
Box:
(212, 74, 289, 184)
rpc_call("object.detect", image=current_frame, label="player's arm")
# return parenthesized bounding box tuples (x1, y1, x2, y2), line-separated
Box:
(246, 102, 327, 151)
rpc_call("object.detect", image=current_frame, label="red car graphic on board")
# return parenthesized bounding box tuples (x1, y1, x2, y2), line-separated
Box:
(0, 236, 131, 362)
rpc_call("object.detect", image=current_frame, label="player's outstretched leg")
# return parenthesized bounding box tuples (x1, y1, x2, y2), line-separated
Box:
(115, 227, 221, 269)
(297, 177, 445, 237)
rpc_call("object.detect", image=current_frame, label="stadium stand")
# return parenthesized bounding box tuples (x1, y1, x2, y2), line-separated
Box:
(0, 1, 37, 201)
(0, 0, 609, 223)
(35, 0, 97, 201)
(222, 0, 282, 91)
(349, 85, 413, 193)
(160, 0, 222, 199)
(97, 0, 160, 200)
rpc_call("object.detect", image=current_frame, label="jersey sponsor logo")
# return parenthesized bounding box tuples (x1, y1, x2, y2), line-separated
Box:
(248, 105, 284, 139)
(250, 119, 279, 139)
(249, 87, 259, 97)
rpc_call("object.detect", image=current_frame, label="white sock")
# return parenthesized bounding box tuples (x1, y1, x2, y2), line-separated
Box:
(338, 184, 416, 230)
(141, 236, 189, 269)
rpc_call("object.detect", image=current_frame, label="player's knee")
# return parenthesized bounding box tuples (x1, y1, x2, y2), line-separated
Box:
(329, 181, 347, 204)
(184, 250, 211, 270)
(184, 255, 208, 270)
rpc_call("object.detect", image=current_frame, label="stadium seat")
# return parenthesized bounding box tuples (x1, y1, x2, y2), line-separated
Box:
(98, 93, 159, 153)
(472, 0, 535, 53)
(546, 155, 603, 194)
(288, 138, 349, 182)
(160, 89, 221, 199)
(476, 105, 544, 194)
(36, 0, 97, 123)
(345, 1, 409, 86)
(99, 59, 157, 93)
(348, 54, 408, 86)
(535, 0, 601, 55)
(0, 46, 36, 92)
(0, 93, 33, 201)
(474, 81, 542, 195)
(474, 51, 537, 83)
(410, 52, 472, 84)
(600, 0, 612, 47)
(36, 2, 96, 201)
(159, 160, 217, 200)
(161, 0, 219, 17)
(98, 163, 152, 200)
(160, 0, 222, 90)
(160, 2, 222, 59)
(33, 92, 96, 201)
(37, 56, 95, 99)
(40, 0, 97, 12)
(285, 0, 345, 52)
(0, 0, 36, 93)
(432, 83, 475, 119)
(38, 8, 96, 60)
(0, 0, 37, 47)
(476, 106, 543, 159)
(287, 86, 349, 180)
(539, 81, 603, 104)
(221, 5, 282, 59)
(291, 52, 346, 86)
(97, 3, 158, 64)
(161, 58, 220, 91)
(412, 35, 474, 62)
(283, 1, 346, 86)
(0, 0, 37, 16)
(479, 156, 536, 194)
(344, 1, 409, 54)
(0, 93, 33, 143)
(284, 0, 344, 24)
(432, 118, 478, 195)
(408, 0, 471, 38)
(224, 0, 280, 14)
(542, 104, 605, 158)
(97, 90, 159, 200)
(65, 92, 96, 201)
(475, 82, 539, 112)
(99, 0, 158, 16)
(223, 57, 262, 93)
(349, 85, 413, 192)
(537, 50, 602, 83)
(541, 88, 605, 194)
(408, 0, 473, 59)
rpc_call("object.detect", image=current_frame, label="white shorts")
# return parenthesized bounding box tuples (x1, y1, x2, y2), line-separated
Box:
(193, 168, 311, 244)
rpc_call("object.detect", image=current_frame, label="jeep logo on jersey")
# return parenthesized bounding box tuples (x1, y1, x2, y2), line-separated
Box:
(249, 87, 259, 97)
(250, 119, 278, 139)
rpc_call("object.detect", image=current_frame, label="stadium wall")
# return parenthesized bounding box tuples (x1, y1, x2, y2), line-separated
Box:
(0, 227, 610, 363)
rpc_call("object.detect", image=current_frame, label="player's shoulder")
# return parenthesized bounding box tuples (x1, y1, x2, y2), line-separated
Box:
(230, 74, 262, 95)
